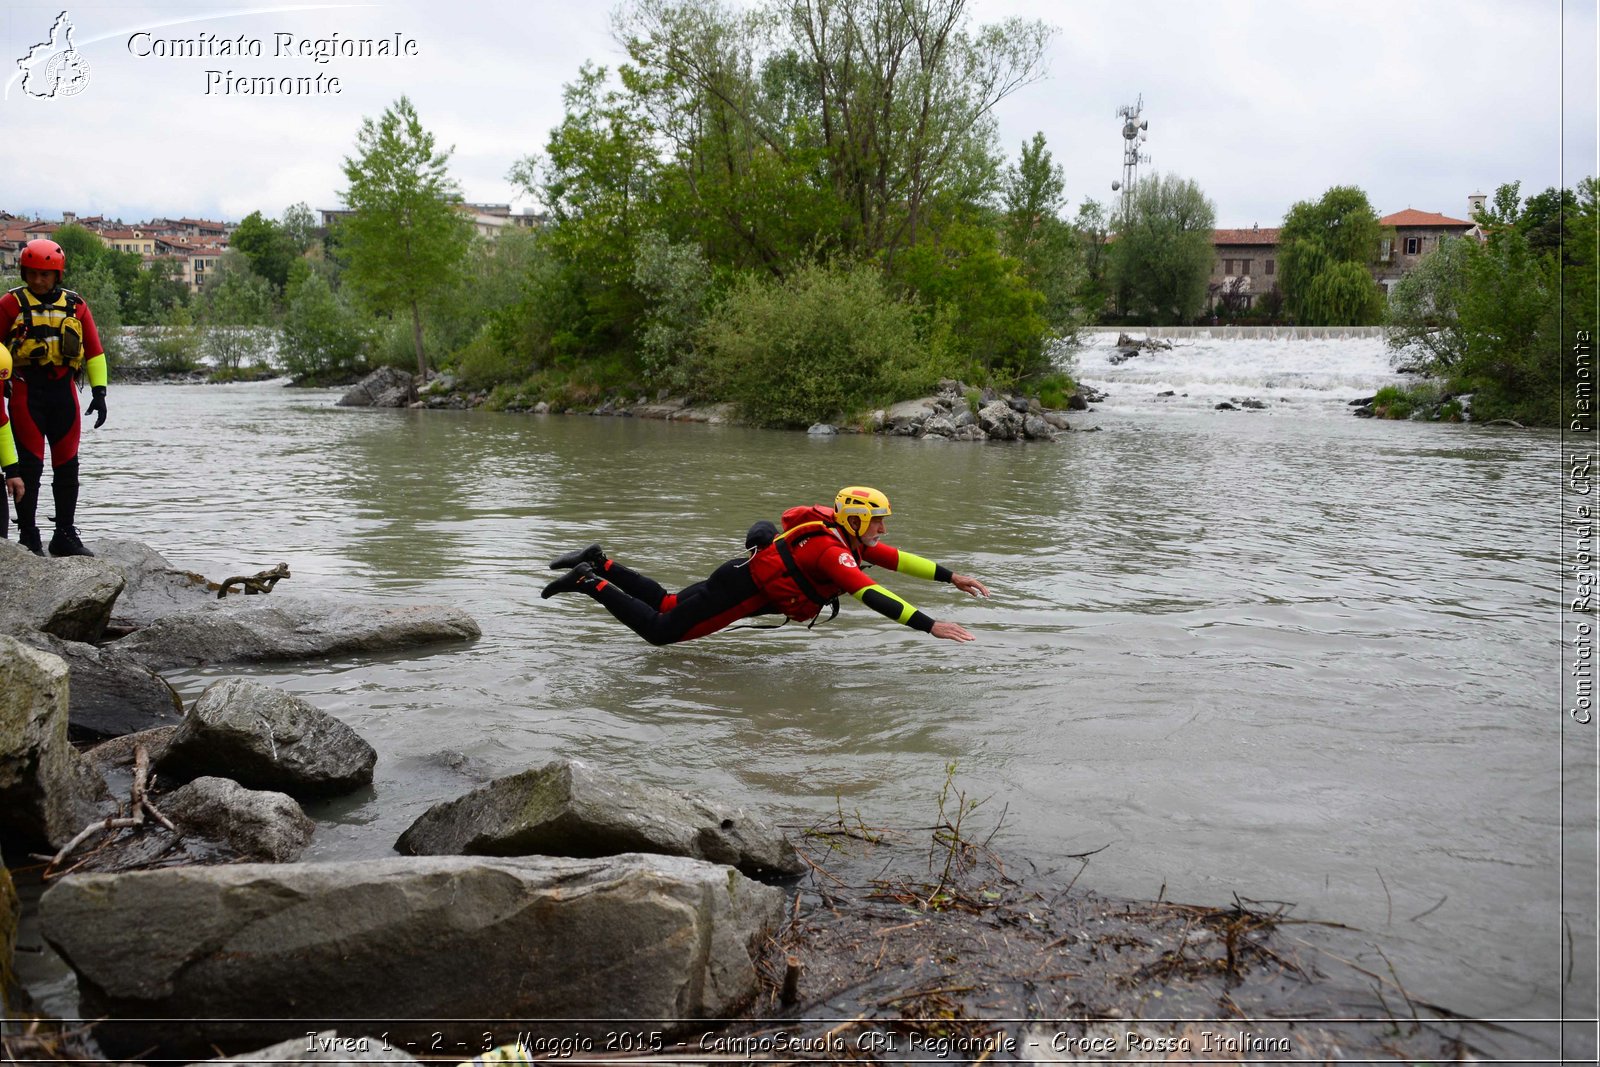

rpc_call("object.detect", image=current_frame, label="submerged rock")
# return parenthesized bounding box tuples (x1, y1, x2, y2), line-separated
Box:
(105, 594, 480, 670)
(42, 853, 785, 1058)
(158, 678, 376, 798)
(396, 758, 804, 880)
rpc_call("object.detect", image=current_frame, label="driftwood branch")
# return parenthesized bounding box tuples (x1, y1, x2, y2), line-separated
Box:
(44, 743, 179, 879)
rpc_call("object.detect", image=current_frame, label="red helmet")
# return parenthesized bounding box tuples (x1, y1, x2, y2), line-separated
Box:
(20, 239, 65, 274)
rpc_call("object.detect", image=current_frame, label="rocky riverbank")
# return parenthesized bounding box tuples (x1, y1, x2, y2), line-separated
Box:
(336, 367, 1104, 443)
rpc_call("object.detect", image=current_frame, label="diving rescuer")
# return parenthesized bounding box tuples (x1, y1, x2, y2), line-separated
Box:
(540, 486, 990, 645)
(0, 239, 108, 557)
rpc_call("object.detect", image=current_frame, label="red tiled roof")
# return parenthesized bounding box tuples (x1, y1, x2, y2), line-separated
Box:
(1380, 209, 1474, 228)
(1213, 228, 1280, 245)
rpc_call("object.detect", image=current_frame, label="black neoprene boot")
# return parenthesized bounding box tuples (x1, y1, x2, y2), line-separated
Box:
(17, 523, 44, 556)
(541, 562, 597, 599)
(549, 544, 607, 570)
(49, 526, 93, 557)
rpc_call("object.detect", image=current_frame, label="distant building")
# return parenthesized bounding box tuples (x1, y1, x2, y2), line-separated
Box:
(1372, 208, 1476, 295)
(1208, 225, 1281, 311)
(319, 202, 544, 239)
(1206, 197, 1483, 312)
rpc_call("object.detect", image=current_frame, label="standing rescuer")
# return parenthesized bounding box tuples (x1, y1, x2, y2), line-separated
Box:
(0, 238, 107, 557)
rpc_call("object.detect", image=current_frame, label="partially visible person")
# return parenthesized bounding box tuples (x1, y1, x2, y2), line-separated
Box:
(1, 347, 23, 541)
(541, 487, 989, 645)
(1, 238, 108, 557)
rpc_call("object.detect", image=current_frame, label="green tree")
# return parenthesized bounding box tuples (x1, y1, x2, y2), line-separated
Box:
(339, 95, 472, 381)
(1073, 199, 1113, 321)
(1278, 185, 1385, 325)
(1000, 132, 1083, 337)
(197, 254, 275, 373)
(281, 202, 320, 253)
(230, 211, 299, 292)
(125, 258, 189, 325)
(1108, 173, 1216, 324)
(1386, 179, 1576, 425)
(897, 221, 1049, 382)
(280, 265, 372, 382)
(614, 0, 1051, 265)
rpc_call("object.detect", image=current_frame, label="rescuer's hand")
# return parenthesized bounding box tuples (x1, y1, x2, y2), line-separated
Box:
(85, 386, 107, 428)
(930, 620, 975, 642)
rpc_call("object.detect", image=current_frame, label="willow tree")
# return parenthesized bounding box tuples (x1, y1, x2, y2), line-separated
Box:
(610, 0, 1054, 267)
(339, 95, 470, 380)
(1277, 185, 1385, 326)
(1109, 173, 1216, 325)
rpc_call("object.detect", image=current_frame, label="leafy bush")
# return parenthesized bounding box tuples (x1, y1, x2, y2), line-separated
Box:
(279, 268, 373, 382)
(698, 262, 947, 427)
(1033, 370, 1077, 410)
(1371, 385, 1417, 419)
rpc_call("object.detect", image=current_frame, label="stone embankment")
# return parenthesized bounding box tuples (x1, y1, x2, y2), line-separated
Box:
(339, 371, 1096, 442)
(1, 537, 802, 1061)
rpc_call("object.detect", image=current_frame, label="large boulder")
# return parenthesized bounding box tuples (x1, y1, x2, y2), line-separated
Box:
(157, 679, 376, 798)
(337, 366, 415, 408)
(4, 626, 183, 741)
(977, 400, 1024, 441)
(93, 539, 218, 630)
(395, 759, 803, 881)
(0, 636, 110, 850)
(0, 540, 125, 642)
(104, 595, 481, 671)
(42, 854, 785, 1058)
(161, 777, 315, 862)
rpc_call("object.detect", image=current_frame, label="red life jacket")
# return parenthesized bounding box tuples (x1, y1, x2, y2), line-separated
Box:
(747, 505, 857, 621)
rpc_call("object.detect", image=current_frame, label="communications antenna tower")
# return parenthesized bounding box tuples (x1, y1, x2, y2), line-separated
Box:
(1110, 95, 1150, 219)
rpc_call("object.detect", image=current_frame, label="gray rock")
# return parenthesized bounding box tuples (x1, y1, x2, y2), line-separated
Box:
(84, 727, 179, 778)
(4, 626, 183, 741)
(1006, 395, 1031, 413)
(104, 594, 481, 671)
(532, 400, 550, 414)
(42, 854, 785, 1058)
(806, 423, 837, 435)
(884, 397, 940, 426)
(921, 415, 956, 438)
(191, 1032, 419, 1064)
(977, 400, 1024, 441)
(337, 366, 415, 408)
(1215, 401, 1238, 411)
(0, 541, 125, 642)
(952, 409, 976, 429)
(1042, 411, 1073, 431)
(953, 423, 988, 441)
(396, 759, 803, 881)
(158, 679, 376, 798)
(161, 777, 314, 862)
(1022, 414, 1056, 441)
(0, 636, 110, 850)
(93, 538, 219, 629)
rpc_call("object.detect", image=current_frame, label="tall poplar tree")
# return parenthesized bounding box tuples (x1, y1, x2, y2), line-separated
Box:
(339, 96, 470, 381)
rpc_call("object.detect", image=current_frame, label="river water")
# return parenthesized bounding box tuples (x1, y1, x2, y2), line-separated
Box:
(30, 333, 1587, 1043)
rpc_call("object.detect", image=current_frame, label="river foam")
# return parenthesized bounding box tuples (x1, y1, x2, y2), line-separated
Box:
(1067, 329, 1414, 417)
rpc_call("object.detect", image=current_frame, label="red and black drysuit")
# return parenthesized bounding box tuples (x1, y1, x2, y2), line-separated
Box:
(1, 284, 106, 541)
(573, 506, 957, 646)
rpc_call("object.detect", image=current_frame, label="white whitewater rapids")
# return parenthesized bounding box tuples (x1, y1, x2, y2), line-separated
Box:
(1067, 330, 1415, 417)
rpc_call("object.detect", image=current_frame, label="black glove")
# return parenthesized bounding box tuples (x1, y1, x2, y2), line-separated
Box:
(85, 386, 107, 428)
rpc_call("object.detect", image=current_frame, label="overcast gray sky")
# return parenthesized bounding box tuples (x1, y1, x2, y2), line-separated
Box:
(2, 0, 1595, 229)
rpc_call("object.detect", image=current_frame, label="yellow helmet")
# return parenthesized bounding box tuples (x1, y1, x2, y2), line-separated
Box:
(834, 486, 891, 538)
(0, 347, 10, 381)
